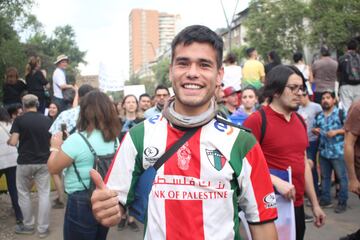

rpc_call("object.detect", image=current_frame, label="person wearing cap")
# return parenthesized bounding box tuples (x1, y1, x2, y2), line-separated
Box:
(52, 54, 74, 112)
(312, 90, 348, 213)
(242, 47, 265, 90)
(311, 46, 338, 104)
(7, 94, 52, 238)
(218, 86, 239, 118)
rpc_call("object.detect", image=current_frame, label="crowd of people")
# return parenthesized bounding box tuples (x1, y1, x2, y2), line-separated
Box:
(0, 24, 360, 240)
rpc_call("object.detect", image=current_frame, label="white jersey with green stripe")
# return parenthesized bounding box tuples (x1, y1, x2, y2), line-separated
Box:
(106, 114, 277, 240)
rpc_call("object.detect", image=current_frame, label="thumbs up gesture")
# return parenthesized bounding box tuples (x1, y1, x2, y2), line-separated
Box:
(90, 169, 124, 227)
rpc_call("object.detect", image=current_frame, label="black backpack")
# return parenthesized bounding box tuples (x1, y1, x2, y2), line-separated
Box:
(72, 132, 118, 198)
(342, 52, 360, 83)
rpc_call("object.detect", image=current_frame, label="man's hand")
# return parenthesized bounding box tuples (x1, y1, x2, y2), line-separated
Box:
(90, 169, 123, 227)
(312, 205, 326, 228)
(349, 178, 360, 195)
(312, 128, 320, 136)
(326, 130, 338, 138)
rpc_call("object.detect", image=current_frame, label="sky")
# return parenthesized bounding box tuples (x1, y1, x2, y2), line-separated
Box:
(32, 0, 249, 82)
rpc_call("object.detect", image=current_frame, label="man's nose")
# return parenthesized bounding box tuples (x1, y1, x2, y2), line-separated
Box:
(186, 63, 200, 79)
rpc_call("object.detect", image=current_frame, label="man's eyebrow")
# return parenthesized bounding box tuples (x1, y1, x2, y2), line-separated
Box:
(174, 57, 214, 65)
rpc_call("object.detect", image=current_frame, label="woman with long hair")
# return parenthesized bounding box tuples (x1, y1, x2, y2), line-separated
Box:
(2, 67, 27, 109)
(47, 102, 60, 122)
(47, 91, 121, 240)
(117, 94, 144, 232)
(0, 107, 23, 226)
(118, 94, 144, 141)
(25, 56, 49, 113)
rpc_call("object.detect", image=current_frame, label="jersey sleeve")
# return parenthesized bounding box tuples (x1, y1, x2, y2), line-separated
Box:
(104, 131, 143, 206)
(237, 140, 278, 224)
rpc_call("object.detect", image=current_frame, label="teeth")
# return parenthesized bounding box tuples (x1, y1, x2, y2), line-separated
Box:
(184, 84, 201, 89)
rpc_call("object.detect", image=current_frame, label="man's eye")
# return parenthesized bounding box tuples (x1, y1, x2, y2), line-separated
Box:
(200, 63, 211, 68)
(177, 61, 188, 66)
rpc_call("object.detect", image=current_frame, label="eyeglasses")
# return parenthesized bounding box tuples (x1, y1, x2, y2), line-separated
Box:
(285, 84, 306, 94)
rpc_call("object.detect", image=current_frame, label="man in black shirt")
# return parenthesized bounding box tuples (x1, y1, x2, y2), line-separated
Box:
(8, 94, 52, 238)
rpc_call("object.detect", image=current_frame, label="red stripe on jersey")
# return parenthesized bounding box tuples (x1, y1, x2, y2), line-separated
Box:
(245, 143, 277, 221)
(164, 124, 204, 240)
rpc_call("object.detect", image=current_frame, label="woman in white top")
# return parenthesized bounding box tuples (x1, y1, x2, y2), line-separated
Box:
(0, 106, 23, 224)
(293, 52, 314, 95)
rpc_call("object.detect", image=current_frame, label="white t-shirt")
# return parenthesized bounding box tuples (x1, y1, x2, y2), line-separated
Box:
(222, 65, 242, 91)
(52, 68, 66, 98)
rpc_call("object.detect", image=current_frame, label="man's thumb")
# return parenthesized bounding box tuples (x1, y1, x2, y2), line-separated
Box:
(90, 169, 106, 190)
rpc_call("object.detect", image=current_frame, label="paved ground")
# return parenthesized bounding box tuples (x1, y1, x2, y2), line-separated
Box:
(0, 189, 359, 240)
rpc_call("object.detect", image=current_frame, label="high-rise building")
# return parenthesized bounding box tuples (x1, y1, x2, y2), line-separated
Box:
(129, 9, 180, 75)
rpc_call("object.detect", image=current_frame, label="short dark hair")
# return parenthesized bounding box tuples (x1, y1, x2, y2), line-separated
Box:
(320, 46, 330, 56)
(139, 93, 151, 101)
(77, 91, 121, 142)
(321, 90, 336, 99)
(263, 65, 306, 103)
(155, 85, 170, 95)
(78, 84, 95, 98)
(171, 25, 223, 69)
(246, 47, 256, 57)
(0, 106, 11, 123)
(242, 86, 258, 97)
(268, 50, 281, 65)
(6, 103, 22, 117)
(293, 52, 303, 63)
(224, 52, 237, 64)
(347, 39, 358, 51)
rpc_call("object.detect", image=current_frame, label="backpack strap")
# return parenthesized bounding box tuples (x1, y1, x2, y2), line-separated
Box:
(338, 109, 344, 125)
(153, 127, 199, 170)
(259, 107, 267, 145)
(295, 112, 307, 130)
(259, 108, 306, 145)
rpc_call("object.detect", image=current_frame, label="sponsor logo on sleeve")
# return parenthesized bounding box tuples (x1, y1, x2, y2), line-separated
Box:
(214, 120, 233, 135)
(263, 192, 277, 209)
(144, 146, 159, 163)
(148, 114, 160, 124)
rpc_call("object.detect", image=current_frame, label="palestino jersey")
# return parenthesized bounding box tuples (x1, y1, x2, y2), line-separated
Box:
(105, 114, 277, 240)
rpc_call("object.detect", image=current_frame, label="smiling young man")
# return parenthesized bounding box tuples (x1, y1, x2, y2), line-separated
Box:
(244, 65, 326, 240)
(90, 25, 278, 240)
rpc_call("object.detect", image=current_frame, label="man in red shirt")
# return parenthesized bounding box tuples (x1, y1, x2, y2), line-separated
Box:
(244, 65, 325, 240)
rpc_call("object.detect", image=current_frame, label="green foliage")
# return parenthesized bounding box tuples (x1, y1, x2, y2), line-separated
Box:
(25, 25, 87, 84)
(228, 45, 248, 64)
(244, 0, 307, 60)
(152, 57, 171, 88)
(308, 0, 360, 51)
(0, 0, 86, 103)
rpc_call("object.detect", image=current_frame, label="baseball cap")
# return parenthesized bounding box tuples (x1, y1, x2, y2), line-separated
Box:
(223, 86, 237, 97)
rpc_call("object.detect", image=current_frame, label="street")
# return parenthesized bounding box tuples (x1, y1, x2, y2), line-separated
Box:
(0, 189, 359, 240)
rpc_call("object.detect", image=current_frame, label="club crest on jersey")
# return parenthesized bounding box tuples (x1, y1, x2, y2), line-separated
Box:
(206, 149, 226, 171)
(177, 142, 191, 170)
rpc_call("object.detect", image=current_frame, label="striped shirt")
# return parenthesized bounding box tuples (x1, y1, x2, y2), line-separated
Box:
(106, 114, 277, 240)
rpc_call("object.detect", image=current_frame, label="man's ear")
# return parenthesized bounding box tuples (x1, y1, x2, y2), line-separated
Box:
(216, 66, 224, 86)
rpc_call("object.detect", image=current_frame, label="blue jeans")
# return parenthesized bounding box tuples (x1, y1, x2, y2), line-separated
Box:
(0, 166, 23, 222)
(319, 156, 348, 204)
(306, 140, 319, 196)
(64, 190, 109, 240)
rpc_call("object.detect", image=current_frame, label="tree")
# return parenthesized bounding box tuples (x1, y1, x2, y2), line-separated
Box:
(308, 0, 360, 52)
(25, 25, 87, 84)
(244, 0, 308, 60)
(152, 57, 171, 88)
